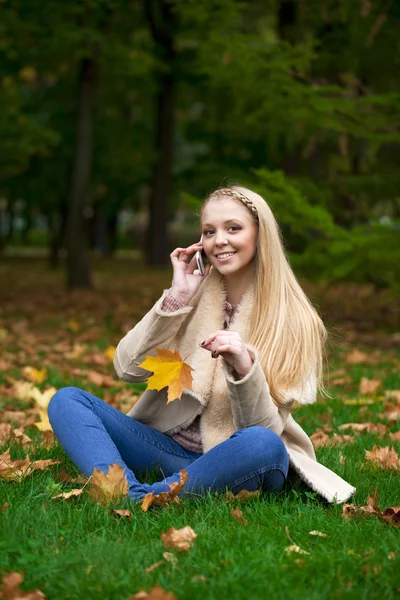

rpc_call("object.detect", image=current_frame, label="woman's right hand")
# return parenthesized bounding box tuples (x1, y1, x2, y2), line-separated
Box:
(169, 241, 211, 304)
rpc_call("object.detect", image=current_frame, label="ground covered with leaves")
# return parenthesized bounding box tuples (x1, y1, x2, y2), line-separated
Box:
(0, 258, 399, 600)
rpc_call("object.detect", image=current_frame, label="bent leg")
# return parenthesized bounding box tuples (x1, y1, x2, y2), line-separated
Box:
(48, 387, 201, 500)
(149, 426, 289, 497)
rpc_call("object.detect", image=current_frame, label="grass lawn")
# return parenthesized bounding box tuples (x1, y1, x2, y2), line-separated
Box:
(0, 257, 399, 600)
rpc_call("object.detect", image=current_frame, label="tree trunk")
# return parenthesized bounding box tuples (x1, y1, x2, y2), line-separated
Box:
(145, 0, 176, 266)
(65, 57, 97, 289)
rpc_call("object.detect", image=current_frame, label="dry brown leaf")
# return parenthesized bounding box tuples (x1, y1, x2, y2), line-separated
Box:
(225, 489, 260, 501)
(32, 409, 52, 432)
(388, 431, 400, 442)
(384, 390, 400, 402)
(87, 371, 116, 388)
(52, 489, 84, 501)
(1, 502, 9, 512)
(161, 525, 197, 552)
(87, 462, 129, 505)
(162, 552, 178, 565)
(342, 489, 400, 528)
(339, 452, 346, 464)
(127, 584, 177, 600)
(0, 423, 32, 449)
(144, 561, 163, 574)
(343, 398, 377, 405)
(309, 530, 328, 538)
(1, 411, 28, 426)
(338, 422, 387, 435)
(378, 401, 400, 422)
(359, 377, 381, 395)
(111, 509, 132, 520)
(310, 430, 355, 448)
(230, 507, 249, 525)
(56, 467, 86, 485)
(345, 349, 373, 364)
(0, 571, 46, 599)
(365, 446, 400, 471)
(138, 348, 194, 403)
(141, 470, 188, 511)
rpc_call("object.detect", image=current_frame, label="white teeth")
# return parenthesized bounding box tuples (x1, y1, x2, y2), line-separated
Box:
(217, 252, 236, 259)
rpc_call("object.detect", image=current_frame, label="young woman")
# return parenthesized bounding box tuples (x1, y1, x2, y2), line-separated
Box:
(48, 186, 356, 504)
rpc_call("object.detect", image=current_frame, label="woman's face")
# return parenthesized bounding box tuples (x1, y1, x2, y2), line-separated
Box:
(201, 198, 258, 277)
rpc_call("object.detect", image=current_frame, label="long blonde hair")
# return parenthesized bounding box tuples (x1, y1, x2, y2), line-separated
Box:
(201, 185, 328, 404)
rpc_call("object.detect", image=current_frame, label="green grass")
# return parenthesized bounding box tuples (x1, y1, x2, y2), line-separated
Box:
(0, 259, 400, 599)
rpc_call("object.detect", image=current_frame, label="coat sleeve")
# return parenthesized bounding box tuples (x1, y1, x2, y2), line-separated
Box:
(222, 344, 317, 436)
(113, 289, 193, 382)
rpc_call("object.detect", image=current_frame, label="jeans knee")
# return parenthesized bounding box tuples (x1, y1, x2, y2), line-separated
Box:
(47, 386, 84, 423)
(235, 426, 289, 472)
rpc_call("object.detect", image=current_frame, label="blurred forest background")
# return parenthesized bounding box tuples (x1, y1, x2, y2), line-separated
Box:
(0, 0, 399, 293)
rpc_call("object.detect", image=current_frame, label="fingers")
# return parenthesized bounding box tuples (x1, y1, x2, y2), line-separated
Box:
(200, 331, 240, 348)
(170, 242, 203, 260)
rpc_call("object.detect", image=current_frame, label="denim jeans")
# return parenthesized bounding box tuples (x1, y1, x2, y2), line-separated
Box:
(48, 387, 289, 501)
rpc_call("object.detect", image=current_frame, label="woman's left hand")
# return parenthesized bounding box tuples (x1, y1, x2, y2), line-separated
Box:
(200, 330, 254, 377)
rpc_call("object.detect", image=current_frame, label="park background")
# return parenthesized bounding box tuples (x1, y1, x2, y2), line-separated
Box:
(0, 1, 400, 599)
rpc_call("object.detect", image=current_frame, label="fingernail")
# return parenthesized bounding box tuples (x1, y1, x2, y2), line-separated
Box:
(200, 340, 205, 346)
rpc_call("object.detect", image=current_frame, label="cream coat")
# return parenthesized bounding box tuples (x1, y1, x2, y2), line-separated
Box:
(114, 268, 356, 504)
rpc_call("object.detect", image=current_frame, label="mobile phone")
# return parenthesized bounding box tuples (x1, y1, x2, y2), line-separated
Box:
(195, 235, 206, 275)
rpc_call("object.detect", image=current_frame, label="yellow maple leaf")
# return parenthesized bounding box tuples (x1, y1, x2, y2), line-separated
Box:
(87, 462, 129, 506)
(138, 348, 194, 403)
(31, 386, 57, 409)
(23, 366, 47, 384)
(104, 346, 116, 362)
(33, 409, 53, 432)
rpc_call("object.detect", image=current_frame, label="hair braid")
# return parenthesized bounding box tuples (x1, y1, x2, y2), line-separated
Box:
(207, 188, 259, 222)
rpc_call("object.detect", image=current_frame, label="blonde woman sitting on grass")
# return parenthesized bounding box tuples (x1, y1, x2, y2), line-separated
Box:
(48, 185, 356, 504)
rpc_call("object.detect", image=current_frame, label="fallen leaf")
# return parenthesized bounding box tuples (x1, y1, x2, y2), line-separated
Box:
(104, 346, 116, 361)
(310, 430, 355, 448)
(285, 544, 310, 555)
(309, 530, 328, 537)
(162, 552, 178, 565)
(345, 349, 373, 364)
(111, 509, 132, 520)
(52, 489, 84, 501)
(138, 348, 194, 403)
(365, 446, 400, 471)
(56, 467, 86, 485)
(23, 366, 47, 384)
(1, 411, 27, 426)
(161, 525, 197, 552)
(30, 386, 57, 409)
(338, 422, 387, 435)
(127, 584, 177, 600)
(141, 470, 188, 511)
(339, 452, 346, 464)
(0, 423, 32, 449)
(87, 462, 129, 505)
(342, 489, 400, 528)
(191, 575, 206, 583)
(145, 561, 163, 574)
(0, 449, 31, 481)
(388, 431, 400, 441)
(230, 508, 249, 525)
(384, 390, 400, 402)
(0, 571, 46, 599)
(87, 371, 116, 388)
(1, 502, 9, 512)
(343, 398, 377, 405)
(225, 489, 260, 501)
(33, 409, 53, 432)
(359, 377, 381, 395)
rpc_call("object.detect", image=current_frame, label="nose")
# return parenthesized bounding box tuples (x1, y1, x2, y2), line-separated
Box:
(215, 231, 229, 246)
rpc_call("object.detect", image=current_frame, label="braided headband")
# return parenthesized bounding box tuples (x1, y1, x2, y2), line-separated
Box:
(207, 188, 259, 222)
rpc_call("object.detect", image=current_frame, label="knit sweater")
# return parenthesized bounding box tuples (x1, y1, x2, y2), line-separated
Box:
(160, 290, 238, 453)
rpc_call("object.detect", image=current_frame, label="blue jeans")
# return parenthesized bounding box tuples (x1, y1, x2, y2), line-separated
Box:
(48, 387, 289, 501)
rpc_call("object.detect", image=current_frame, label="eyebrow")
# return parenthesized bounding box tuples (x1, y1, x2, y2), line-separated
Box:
(202, 219, 244, 227)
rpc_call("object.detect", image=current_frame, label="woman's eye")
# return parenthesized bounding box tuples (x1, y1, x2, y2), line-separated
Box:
(203, 226, 240, 236)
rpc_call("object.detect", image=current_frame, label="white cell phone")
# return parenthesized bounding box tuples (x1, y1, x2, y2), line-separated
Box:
(195, 235, 206, 275)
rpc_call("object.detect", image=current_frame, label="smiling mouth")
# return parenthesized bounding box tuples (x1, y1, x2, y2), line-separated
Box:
(215, 252, 237, 261)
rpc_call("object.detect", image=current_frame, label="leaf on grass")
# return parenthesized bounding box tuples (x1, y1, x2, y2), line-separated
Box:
(230, 508, 249, 525)
(225, 489, 260, 501)
(162, 552, 178, 565)
(161, 525, 197, 552)
(384, 390, 400, 402)
(86, 371, 116, 388)
(127, 584, 177, 600)
(309, 530, 328, 538)
(104, 346, 116, 362)
(310, 429, 355, 448)
(23, 366, 47, 384)
(138, 348, 194, 403)
(0, 423, 33, 449)
(33, 409, 53, 432)
(0, 571, 46, 599)
(338, 422, 387, 435)
(0, 450, 57, 481)
(285, 544, 310, 555)
(87, 463, 129, 506)
(342, 489, 400, 528)
(1, 411, 27, 426)
(359, 377, 381, 395)
(56, 467, 86, 485)
(365, 446, 400, 471)
(52, 489, 84, 501)
(30, 386, 57, 409)
(343, 398, 377, 406)
(111, 509, 132, 520)
(345, 349, 374, 364)
(141, 470, 188, 511)
(1, 502, 9, 512)
(145, 561, 163, 574)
